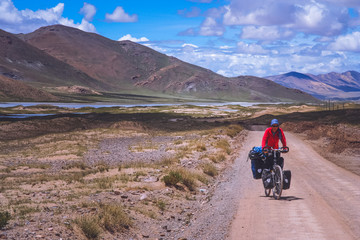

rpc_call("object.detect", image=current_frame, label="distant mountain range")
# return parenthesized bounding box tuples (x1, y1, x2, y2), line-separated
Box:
(0, 24, 318, 102)
(266, 71, 360, 100)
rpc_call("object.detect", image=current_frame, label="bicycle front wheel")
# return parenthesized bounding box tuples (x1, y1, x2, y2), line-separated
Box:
(265, 188, 271, 197)
(272, 165, 283, 200)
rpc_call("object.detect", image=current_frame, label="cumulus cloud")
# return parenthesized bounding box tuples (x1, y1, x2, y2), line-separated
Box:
(80, 2, 96, 21)
(237, 41, 269, 54)
(223, 0, 351, 36)
(19, 3, 64, 23)
(106, 6, 138, 22)
(0, 0, 96, 33)
(0, 0, 22, 24)
(118, 34, 149, 42)
(329, 31, 360, 51)
(59, 18, 96, 33)
(223, 1, 295, 26)
(180, 0, 358, 43)
(146, 38, 353, 77)
(199, 17, 225, 36)
(241, 26, 294, 41)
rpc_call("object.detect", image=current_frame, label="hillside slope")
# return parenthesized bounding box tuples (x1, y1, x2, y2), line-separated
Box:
(0, 75, 58, 101)
(0, 29, 109, 91)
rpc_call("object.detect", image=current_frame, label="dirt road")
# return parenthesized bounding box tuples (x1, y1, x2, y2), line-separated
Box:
(229, 131, 360, 240)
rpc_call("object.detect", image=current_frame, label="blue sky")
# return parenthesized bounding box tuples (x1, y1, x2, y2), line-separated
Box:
(1, 0, 360, 77)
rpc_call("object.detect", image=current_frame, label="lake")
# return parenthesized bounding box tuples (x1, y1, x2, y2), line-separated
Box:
(0, 101, 288, 109)
(0, 101, 289, 119)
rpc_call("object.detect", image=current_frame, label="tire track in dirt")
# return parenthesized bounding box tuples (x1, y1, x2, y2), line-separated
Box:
(229, 131, 360, 240)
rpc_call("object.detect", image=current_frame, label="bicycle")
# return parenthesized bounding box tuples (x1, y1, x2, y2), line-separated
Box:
(261, 146, 289, 200)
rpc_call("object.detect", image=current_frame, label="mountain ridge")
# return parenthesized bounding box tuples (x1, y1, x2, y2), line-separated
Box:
(266, 71, 360, 99)
(1, 25, 318, 102)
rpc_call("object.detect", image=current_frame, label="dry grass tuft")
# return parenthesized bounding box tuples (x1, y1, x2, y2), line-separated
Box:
(202, 163, 218, 177)
(214, 139, 231, 154)
(225, 124, 243, 138)
(100, 204, 132, 233)
(210, 152, 226, 163)
(76, 215, 102, 239)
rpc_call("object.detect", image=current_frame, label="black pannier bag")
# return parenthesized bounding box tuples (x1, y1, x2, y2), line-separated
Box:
(248, 147, 264, 179)
(262, 169, 274, 189)
(283, 170, 292, 190)
(251, 159, 263, 179)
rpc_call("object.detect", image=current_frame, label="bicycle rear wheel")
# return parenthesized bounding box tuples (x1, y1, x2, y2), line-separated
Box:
(272, 165, 283, 200)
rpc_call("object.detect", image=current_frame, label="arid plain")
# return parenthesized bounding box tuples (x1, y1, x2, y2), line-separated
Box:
(0, 103, 359, 239)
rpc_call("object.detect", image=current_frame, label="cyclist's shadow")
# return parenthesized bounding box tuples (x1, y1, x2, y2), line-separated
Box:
(261, 195, 303, 201)
(273, 196, 303, 201)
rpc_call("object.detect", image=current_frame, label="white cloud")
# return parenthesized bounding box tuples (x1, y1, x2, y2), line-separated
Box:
(329, 31, 360, 51)
(220, 45, 232, 49)
(223, 0, 350, 36)
(0, 0, 96, 33)
(0, 0, 22, 24)
(199, 17, 224, 36)
(118, 34, 149, 42)
(146, 38, 354, 77)
(106, 6, 138, 22)
(223, 1, 295, 26)
(241, 26, 294, 40)
(295, 2, 326, 28)
(19, 3, 64, 23)
(237, 42, 269, 54)
(80, 3, 96, 21)
(182, 43, 199, 48)
(59, 18, 96, 33)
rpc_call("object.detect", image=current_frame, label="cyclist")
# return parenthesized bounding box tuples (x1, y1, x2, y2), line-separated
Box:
(261, 119, 287, 169)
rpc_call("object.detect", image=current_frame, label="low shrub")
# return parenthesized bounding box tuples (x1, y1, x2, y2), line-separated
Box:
(225, 124, 243, 138)
(215, 139, 231, 154)
(95, 177, 113, 189)
(195, 143, 207, 152)
(210, 153, 226, 163)
(0, 211, 11, 230)
(202, 163, 218, 177)
(76, 215, 102, 239)
(163, 171, 182, 186)
(100, 204, 132, 233)
(182, 176, 196, 191)
(156, 200, 166, 211)
(163, 168, 199, 191)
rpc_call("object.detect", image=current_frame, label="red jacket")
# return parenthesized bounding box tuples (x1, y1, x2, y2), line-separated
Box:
(262, 127, 287, 149)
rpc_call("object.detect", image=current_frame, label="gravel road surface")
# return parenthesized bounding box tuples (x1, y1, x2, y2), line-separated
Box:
(229, 131, 360, 240)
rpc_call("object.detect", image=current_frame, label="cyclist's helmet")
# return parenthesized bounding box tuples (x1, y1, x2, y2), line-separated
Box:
(270, 119, 279, 126)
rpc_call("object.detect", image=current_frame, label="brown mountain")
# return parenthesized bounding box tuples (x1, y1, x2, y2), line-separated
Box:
(22, 25, 173, 91)
(266, 71, 360, 100)
(0, 25, 318, 102)
(22, 25, 317, 102)
(0, 28, 109, 92)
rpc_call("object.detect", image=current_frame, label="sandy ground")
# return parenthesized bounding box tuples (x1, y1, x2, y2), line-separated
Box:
(229, 131, 360, 240)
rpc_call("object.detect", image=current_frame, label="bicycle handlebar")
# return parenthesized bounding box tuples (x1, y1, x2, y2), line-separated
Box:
(263, 146, 289, 153)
